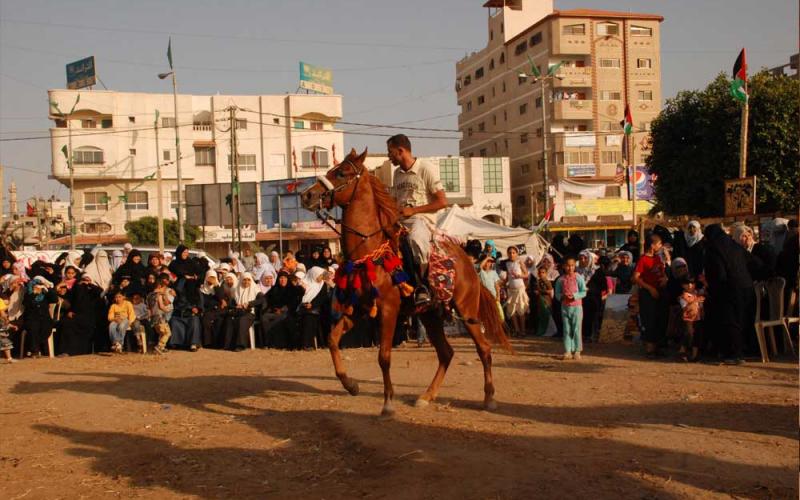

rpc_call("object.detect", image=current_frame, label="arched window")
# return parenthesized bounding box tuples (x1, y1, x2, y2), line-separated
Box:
(499, 52, 505, 64)
(301, 146, 329, 168)
(73, 146, 104, 164)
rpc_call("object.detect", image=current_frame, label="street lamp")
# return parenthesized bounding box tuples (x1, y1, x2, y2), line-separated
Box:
(518, 59, 564, 232)
(158, 68, 184, 243)
(50, 94, 80, 250)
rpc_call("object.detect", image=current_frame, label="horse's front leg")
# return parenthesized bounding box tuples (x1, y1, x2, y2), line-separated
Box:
(329, 316, 359, 395)
(378, 302, 399, 417)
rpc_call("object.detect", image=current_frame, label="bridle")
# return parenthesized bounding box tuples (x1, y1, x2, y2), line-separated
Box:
(312, 159, 393, 246)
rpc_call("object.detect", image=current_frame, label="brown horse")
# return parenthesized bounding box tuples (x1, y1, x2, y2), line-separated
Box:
(300, 148, 510, 416)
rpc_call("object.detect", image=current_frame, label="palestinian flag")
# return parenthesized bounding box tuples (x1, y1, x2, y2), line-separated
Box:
(730, 48, 748, 102)
(622, 104, 633, 135)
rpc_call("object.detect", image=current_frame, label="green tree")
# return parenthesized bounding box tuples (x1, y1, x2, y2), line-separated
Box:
(647, 71, 799, 216)
(124, 217, 200, 247)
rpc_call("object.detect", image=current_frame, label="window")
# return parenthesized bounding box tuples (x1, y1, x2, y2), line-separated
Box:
(602, 121, 619, 131)
(596, 22, 619, 36)
(170, 190, 183, 211)
(503, 110, 507, 121)
(479, 148, 487, 157)
(293, 120, 304, 129)
(235, 119, 247, 130)
(124, 191, 148, 210)
(499, 52, 505, 64)
(516, 195, 526, 206)
(504, 139, 509, 150)
(439, 158, 460, 192)
(530, 32, 543, 46)
(536, 127, 543, 138)
(520, 163, 530, 174)
(273, 118, 280, 125)
(475, 67, 484, 79)
(637, 58, 652, 69)
(81, 119, 95, 129)
(489, 58, 495, 70)
(84, 192, 108, 211)
(464, 75, 471, 86)
(605, 185, 621, 197)
(301, 147, 330, 168)
(194, 147, 216, 166)
(564, 192, 582, 200)
(477, 95, 485, 105)
(73, 147, 103, 164)
(492, 86, 496, 97)
(101, 118, 113, 129)
(128, 116, 135, 123)
(601, 151, 619, 164)
(483, 158, 503, 193)
(502, 81, 506, 93)
(514, 40, 527, 55)
(163, 150, 171, 161)
(563, 23, 585, 35)
(310, 121, 324, 131)
(81, 222, 112, 234)
(162, 117, 176, 128)
(535, 96, 542, 108)
(631, 25, 652, 36)
(638, 90, 653, 101)
(518, 74, 527, 85)
(564, 124, 589, 132)
(565, 151, 592, 164)
(55, 119, 66, 128)
(490, 30, 493, 41)
(600, 90, 622, 100)
(519, 103, 528, 115)
(466, 101, 472, 112)
(129, 148, 136, 156)
(599, 58, 621, 68)
(492, 114, 497, 125)
(520, 133, 529, 144)
(193, 113, 212, 130)
(642, 121, 651, 131)
(468, 127, 473, 137)
(228, 154, 257, 171)
(478, 122, 485, 132)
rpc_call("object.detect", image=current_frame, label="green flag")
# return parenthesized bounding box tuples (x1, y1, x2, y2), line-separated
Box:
(60, 145, 69, 158)
(118, 195, 128, 203)
(167, 37, 173, 70)
(547, 61, 564, 76)
(730, 48, 748, 103)
(527, 56, 541, 78)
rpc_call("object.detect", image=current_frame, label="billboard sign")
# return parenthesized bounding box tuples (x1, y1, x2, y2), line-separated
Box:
(634, 165, 655, 201)
(567, 164, 596, 178)
(724, 176, 757, 216)
(66, 56, 97, 90)
(299, 62, 333, 95)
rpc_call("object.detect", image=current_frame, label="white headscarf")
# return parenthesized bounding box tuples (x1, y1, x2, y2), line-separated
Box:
(84, 249, 113, 291)
(110, 250, 124, 271)
(539, 253, 560, 281)
(301, 266, 327, 304)
(251, 252, 276, 282)
(259, 272, 275, 294)
(67, 250, 83, 268)
(269, 251, 283, 271)
(234, 272, 260, 306)
(686, 220, 703, 248)
(577, 250, 598, 281)
(222, 273, 238, 299)
(201, 270, 218, 295)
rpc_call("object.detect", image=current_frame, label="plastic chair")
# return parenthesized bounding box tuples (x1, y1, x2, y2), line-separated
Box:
(754, 278, 795, 363)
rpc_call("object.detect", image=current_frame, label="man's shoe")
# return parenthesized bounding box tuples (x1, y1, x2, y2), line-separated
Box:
(414, 286, 432, 307)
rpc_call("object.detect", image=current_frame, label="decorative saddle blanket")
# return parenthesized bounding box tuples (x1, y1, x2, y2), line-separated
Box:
(427, 243, 456, 304)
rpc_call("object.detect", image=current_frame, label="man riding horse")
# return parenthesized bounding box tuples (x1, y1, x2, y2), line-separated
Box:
(386, 134, 447, 306)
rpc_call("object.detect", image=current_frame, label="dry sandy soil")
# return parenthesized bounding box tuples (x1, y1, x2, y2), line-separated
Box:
(0, 337, 797, 499)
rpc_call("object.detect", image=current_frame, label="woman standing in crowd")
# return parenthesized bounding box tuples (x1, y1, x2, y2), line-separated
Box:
(57, 275, 101, 356)
(169, 269, 203, 352)
(257, 271, 296, 349)
(503, 246, 529, 337)
(320, 247, 335, 268)
(221, 272, 260, 351)
(633, 233, 669, 358)
(22, 276, 57, 357)
(682, 221, 706, 278)
(732, 224, 776, 281)
(200, 270, 225, 348)
(83, 250, 113, 293)
(114, 249, 147, 295)
(578, 250, 607, 343)
(619, 230, 641, 262)
(298, 267, 329, 350)
(611, 251, 635, 293)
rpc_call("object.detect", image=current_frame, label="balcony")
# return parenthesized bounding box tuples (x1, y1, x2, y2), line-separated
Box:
(552, 100, 592, 120)
(551, 67, 591, 88)
(553, 132, 596, 149)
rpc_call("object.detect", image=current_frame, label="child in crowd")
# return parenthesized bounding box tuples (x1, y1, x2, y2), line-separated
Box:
(107, 291, 136, 353)
(554, 257, 587, 360)
(532, 266, 554, 336)
(147, 273, 173, 354)
(130, 292, 149, 352)
(679, 278, 705, 362)
(0, 298, 18, 364)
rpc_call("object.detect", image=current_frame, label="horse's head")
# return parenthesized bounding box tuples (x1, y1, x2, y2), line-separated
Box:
(301, 148, 368, 211)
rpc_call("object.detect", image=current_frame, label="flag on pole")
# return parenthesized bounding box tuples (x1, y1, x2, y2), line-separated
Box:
(526, 56, 541, 78)
(622, 104, 633, 135)
(311, 146, 318, 170)
(291, 147, 298, 176)
(614, 164, 625, 185)
(332, 144, 337, 165)
(730, 48, 748, 102)
(625, 165, 632, 200)
(534, 204, 554, 233)
(26, 202, 36, 217)
(167, 37, 173, 70)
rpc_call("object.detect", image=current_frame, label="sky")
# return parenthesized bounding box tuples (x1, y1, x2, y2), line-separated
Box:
(0, 0, 797, 205)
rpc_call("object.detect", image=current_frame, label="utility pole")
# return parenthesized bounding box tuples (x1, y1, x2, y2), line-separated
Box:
(171, 71, 185, 243)
(50, 95, 80, 250)
(229, 106, 242, 253)
(154, 110, 165, 253)
(540, 77, 550, 228)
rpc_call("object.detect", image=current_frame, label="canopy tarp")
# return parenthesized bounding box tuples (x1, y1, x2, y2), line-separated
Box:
(435, 205, 548, 265)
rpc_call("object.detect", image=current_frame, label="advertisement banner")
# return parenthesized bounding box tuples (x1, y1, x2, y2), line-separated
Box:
(567, 164, 596, 177)
(299, 62, 333, 95)
(634, 165, 655, 201)
(66, 56, 96, 90)
(565, 199, 653, 217)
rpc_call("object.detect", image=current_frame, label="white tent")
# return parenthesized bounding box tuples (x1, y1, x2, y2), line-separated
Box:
(435, 205, 548, 265)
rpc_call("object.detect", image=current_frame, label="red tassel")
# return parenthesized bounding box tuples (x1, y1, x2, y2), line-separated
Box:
(366, 259, 377, 283)
(352, 273, 362, 291)
(383, 253, 401, 273)
(369, 303, 378, 318)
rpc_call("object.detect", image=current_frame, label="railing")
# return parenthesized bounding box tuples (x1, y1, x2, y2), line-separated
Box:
(193, 123, 212, 131)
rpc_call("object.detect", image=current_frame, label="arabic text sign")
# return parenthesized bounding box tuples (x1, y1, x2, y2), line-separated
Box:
(567, 164, 596, 177)
(66, 56, 96, 90)
(565, 199, 653, 217)
(299, 62, 333, 95)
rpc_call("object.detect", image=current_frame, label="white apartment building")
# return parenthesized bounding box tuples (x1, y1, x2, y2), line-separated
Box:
(365, 155, 512, 226)
(47, 89, 343, 242)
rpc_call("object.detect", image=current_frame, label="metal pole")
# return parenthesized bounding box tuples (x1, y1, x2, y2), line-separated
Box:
(68, 117, 75, 250)
(171, 71, 185, 243)
(278, 195, 283, 256)
(541, 78, 550, 232)
(230, 107, 236, 246)
(631, 134, 637, 227)
(154, 110, 165, 253)
(739, 86, 749, 178)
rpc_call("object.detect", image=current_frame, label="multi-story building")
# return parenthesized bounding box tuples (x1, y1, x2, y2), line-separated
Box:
(47, 89, 343, 247)
(456, 0, 663, 235)
(366, 155, 512, 225)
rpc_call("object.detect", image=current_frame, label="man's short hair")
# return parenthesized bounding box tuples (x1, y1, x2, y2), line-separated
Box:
(387, 134, 412, 152)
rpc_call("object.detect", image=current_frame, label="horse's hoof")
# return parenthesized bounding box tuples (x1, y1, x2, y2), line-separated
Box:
(415, 398, 430, 408)
(344, 380, 360, 396)
(484, 399, 498, 412)
(380, 405, 396, 418)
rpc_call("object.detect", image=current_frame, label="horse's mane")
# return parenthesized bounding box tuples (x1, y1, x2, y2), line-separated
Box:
(364, 169, 400, 244)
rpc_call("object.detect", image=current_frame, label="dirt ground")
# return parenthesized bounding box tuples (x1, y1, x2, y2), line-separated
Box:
(0, 337, 797, 499)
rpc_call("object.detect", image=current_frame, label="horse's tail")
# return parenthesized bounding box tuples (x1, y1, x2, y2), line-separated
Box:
(478, 284, 514, 353)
